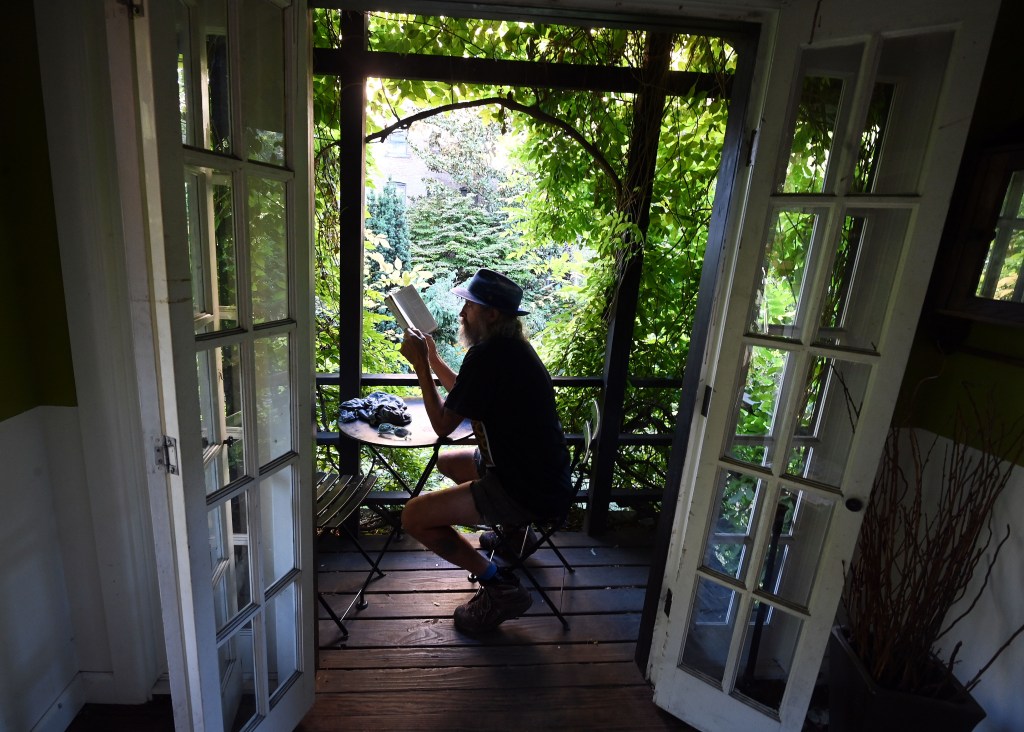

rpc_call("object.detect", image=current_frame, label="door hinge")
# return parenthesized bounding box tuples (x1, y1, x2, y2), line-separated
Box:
(663, 588, 673, 617)
(700, 384, 713, 417)
(156, 435, 179, 474)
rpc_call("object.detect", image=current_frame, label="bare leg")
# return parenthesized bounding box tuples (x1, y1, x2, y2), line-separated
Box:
(436, 447, 480, 484)
(401, 483, 490, 576)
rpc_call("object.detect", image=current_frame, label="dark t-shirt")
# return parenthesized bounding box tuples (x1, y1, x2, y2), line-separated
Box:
(445, 335, 572, 517)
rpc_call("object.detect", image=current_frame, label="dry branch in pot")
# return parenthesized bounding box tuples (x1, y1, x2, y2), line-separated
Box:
(841, 395, 1024, 698)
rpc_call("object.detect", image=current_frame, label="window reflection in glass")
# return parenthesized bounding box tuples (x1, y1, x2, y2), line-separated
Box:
(869, 32, 953, 193)
(249, 176, 289, 323)
(177, 0, 232, 153)
(260, 466, 296, 588)
(197, 345, 246, 495)
(218, 618, 257, 732)
(976, 169, 1024, 303)
(816, 209, 909, 352)
(785, 358, 870, 487)
(255, 335, 292, 466)
(266, 582, 299, 700)
(725, 346, 790, 468)
(734, 602, 803, 712)
(209, 493, 252, 630)
(817, 215, 861, 348)
(185, 172, 206, 321)
(778, 76, 843, 194)
(755, 488, 833, 608)
(188, 169, 240, 334)
(211, 177, 239, 328)
(749, 210, 819, 339)
(241, 0, 286, 165)
(680, 577, 739, 685)
(204, 0, 231, 153)
(701, 469, 767, 583)
(851, 83, 894, 193)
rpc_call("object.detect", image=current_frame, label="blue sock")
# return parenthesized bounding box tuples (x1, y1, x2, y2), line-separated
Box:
(478, 562, 498, 582)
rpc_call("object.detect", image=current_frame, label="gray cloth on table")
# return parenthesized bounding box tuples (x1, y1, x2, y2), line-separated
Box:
(338, 391, 412, 427)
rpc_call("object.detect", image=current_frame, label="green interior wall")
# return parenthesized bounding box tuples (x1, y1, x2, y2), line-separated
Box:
(899, 324, 1024, 461)
(896, 0, 1024, 464)
(0, 4, 76, 422)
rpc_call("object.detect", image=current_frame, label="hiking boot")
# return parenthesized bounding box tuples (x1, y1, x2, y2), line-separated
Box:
(453, 569, 533, 635)
(478, 525, 538, 562)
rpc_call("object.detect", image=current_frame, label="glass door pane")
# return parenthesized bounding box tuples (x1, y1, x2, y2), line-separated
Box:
(734, 601, 804, 712)
(198, 344, 247, 495)
(650, 19, 981, 729)
(168, 0, 312, 727)
(177, 0, 233, 153)
(248, 176, 289, 324)
(241, 0, 287, 165)
(265, 582, 300, 700)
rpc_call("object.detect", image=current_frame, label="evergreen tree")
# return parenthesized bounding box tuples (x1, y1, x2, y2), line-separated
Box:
(366, 179, 412, 276)
(408, 180, 512, 283)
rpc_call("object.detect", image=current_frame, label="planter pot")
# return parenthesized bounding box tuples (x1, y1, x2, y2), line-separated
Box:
(829, 626, 986, 732)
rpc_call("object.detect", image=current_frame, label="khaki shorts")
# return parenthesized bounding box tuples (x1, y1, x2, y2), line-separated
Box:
(469, 470, 537, 526)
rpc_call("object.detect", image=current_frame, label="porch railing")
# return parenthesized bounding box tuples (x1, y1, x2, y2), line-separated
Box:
(314, 373, 675, 529)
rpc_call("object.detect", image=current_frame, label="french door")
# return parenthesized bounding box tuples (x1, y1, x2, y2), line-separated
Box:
(139, 0, 315, 729)
(648, 1, 997, 730)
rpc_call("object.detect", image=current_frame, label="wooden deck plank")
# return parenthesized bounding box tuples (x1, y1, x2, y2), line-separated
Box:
(316, 659, 652, 693)
(318, 612, 643, 648)
(304, 520, 698, 729)
(316, 586, 647, 618)
(68, 522, 696, 731)
(318, 528, 659, 552)
(317, 641, 639, 669)
(317, 564, 651, 593)
(297, 685, 691, 732)
(316, 543, 653, 571)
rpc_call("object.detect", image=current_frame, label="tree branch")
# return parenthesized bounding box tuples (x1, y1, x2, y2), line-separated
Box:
(936, 524, 1010, 641)
(365, 96, 622, 198)
(965, 620, 1024, 692)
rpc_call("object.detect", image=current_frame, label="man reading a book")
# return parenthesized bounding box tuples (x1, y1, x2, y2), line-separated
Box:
(398, 268, 572, 635)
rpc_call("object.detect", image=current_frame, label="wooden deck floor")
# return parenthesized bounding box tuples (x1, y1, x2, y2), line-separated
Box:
(68, 523, 697, 731)
(299, 525, 694, 732)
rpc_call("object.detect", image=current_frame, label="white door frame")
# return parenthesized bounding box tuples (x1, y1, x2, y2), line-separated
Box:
(33, 0, 176, 710)
(48, 0, 318, 728)
(646, 1, 999, 730)
(140, 1, 317, 729)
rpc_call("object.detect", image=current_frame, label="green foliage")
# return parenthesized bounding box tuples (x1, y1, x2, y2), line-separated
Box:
(408, 181, 513, 278)
(313, 12, 745, 494)
(421, 271, 464, 370)
(248, 176, 288, 322)
(410, 109, 524, 213)
(780, 77, 842, 194)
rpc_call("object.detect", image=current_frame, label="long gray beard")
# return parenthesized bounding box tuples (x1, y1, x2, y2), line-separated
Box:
(459, 321, 482, 349)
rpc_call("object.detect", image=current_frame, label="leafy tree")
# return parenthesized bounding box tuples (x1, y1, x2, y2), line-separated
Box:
(410, 109, 524, 214)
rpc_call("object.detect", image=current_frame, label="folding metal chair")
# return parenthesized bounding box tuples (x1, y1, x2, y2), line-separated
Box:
(314, 471, 378, 641)
(482, 398, 601, 630)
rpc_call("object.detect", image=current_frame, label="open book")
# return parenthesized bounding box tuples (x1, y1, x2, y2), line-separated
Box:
(385, 285, 437, 334)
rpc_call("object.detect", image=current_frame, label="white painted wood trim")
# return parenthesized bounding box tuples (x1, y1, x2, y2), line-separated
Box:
(648, 0, 1001, 728)
(117, 2, 211, 728)
(34, 0, 164, 705)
